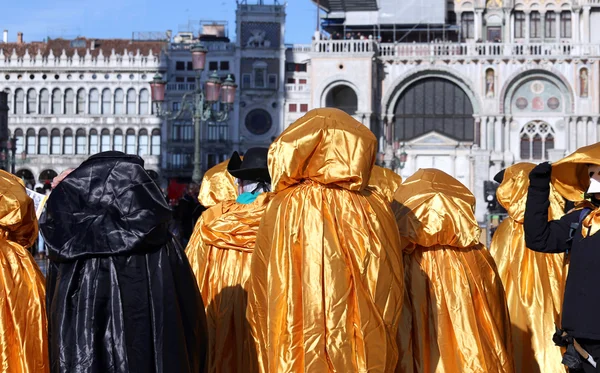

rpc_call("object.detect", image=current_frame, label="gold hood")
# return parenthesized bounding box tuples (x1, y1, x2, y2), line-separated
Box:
(498, 162, 565, 222)
(551, 142, 600, 201)
(0, 170, 38, 249)
(268, 108, 377, 193)
(394, 168, 480, 248)
(368, 165, 403, 204)
(197, 159, 238, 208)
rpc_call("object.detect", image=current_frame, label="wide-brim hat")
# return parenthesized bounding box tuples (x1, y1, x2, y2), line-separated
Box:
(227, 147, 271, 183)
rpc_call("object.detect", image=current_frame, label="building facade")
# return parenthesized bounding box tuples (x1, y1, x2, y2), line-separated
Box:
(0, 35, 165, 187)
(295, 0, 600, 222)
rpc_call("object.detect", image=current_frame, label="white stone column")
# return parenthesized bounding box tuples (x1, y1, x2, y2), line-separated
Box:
(480, 116, 488, 149)
(494, 116, 503, 152)
(555, 10, 561, 42)
(504, 116, 512, 154)
(577, 117, 586, 149)
(540, 11, 546, 42)
(472, 148, 491, 223)
(488, 117, 495, 151)
(573, 9, 581, 43)
(475, 9, 484, 40)
(525, 11, 531, 42)
(504, 9, 512, 42)
(568, 116, 577, 153)
(582, 6, 591, 44)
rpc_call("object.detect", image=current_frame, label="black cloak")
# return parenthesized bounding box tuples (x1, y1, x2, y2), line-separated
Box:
(40, 152, 207, 373)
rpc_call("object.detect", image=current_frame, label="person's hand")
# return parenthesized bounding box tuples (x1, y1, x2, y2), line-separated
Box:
(51, 169, 74, 190)
(529, 162, 552, 188)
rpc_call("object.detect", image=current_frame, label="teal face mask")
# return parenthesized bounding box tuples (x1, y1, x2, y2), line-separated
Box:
(236, 191, 260, 204)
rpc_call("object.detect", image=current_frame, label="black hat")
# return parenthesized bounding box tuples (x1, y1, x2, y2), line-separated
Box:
(493, 169, 505, 184)
(227, 147, 270, 183)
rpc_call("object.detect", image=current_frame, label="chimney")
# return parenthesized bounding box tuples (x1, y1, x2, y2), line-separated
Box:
(2, 30, 7, 43)
(17, 32, 23, 45)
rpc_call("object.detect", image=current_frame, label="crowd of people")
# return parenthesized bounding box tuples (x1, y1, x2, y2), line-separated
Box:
(2, 107, 600, 373)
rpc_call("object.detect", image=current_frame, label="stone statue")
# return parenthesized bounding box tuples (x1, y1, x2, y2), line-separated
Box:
(486, 69, 495, 98)
(247, 30, 267, 48)
(580, 68, 589, 97)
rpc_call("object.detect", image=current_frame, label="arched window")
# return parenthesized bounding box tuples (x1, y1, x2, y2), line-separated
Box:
(325, 85, 358, 116)
(89, 129, 98, 154)
(139, 89, 149, 115)
(101, 129, 110, 152)
(63, 128, 73, 154)
(102, 89, 111, 114)
(126, 129, 136, 154)
(51, 129, 61, 154)
(76, 129, 86, 154)
(14, 129, 24, 154)
(26, 129, 36, 154)
(138, 129, 148, 155)
(89, 89, 99, 114)
(15, 89, 24, 114)
(76, 89, 86, 114)
(394, 78, 475, 141)
(27, 88, 36, 114)
(38, 129, 49, 154)
(113, 129, 123, 152)
(52, 88, 61, 114)
(126, 89, 136, 115)
(39, 89, 50, 114)
(114, 89, 124, 114)
(64, 89, 75, 114)
(151, 129, 161, 155)
(520, 122, 555, 160)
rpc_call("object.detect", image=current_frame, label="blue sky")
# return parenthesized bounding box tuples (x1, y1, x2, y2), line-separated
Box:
(0, 0, 318, 44)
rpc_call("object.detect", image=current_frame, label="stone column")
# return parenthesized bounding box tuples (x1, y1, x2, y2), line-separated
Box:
(504, 116, 512, 154)
(568, 116, 577, 153)
(503, 9, 512, 43)
(475, 9, 484, 40)
(555, 10, 561, 42)
(525, 11, 531, 42)
(582, 6, 591, 44)
(472, 148, 491, 223)
(540, 11, 546, 42)
(474, 116, 481, 147)
(494, 116, 503, 152)
(577, 117, 586, 149)
(480, 116, 488, 149)
(573, 9, 581, 44)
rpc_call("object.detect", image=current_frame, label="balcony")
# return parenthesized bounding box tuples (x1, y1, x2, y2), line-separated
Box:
(167, 83, 196, 92)
(285, 84, 311, 92)
(302, 40, 600, 60)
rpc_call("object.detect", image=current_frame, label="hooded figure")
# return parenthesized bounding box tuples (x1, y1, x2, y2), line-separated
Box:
(247, 108, 404, 373)
(40, 152, 207, 373)
(0, 170, 49, 373)
(490, 163, 567, 373)
(394, 169, 513, 373)
(525, 143, 600, 373)
(185, 148, 272, 373)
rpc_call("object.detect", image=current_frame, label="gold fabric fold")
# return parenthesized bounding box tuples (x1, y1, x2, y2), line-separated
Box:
(368, 165, 403, 204)
(248, 108, 404, 373)
(490, 163, 567, 373)
(395, 168, 513, 373)
(551, 143, 600, 202)
(198, 159, 238, 208)
(0, 170, 48, 373)
(186, 193, 272, 373)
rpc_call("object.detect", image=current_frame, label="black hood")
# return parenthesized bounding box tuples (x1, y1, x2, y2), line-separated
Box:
(40, 152, 172, 262)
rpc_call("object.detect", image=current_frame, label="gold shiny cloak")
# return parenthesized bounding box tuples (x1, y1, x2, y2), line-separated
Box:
(0, 170, 48, 373)
(247, 108, 405, 373)
(551, 142, 600, 202)
(394, 169, 513, 373)
(186, 192, 272, 373)
(489, 163, 567, 373)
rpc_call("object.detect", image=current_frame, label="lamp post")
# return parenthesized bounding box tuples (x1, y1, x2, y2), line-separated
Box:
(150, 43, 237, 183)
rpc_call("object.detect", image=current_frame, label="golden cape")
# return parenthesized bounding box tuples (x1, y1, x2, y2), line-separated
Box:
(394, 169, 513, 373)
(197, 159, 239, 208)
(490, 163, 567, 373)
(247, 108, 405, 373)
(551, 142, 600, 202)
(186, 192, 272, 373)
(0, 170, 48, 373)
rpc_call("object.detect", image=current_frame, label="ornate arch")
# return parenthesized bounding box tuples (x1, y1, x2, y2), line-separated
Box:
(499, 67, 575, 114)
(382, 66, 482, 119)
(316, 75, 367, 112)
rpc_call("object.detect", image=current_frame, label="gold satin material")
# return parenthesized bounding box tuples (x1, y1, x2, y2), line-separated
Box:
(248, 108, 404, 373)
(186, 192, 272, 373)
(490, 163, 567, 373)
(0, 170, 48, 373)
(551, 142, 600, 202)
(198, 159, 238, 208)
(368, 165, 403, 203)
(395, 169, 514, 373)
(581, 205, 600, 237)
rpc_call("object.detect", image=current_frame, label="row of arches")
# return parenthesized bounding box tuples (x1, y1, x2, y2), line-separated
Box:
(5, 87, 152, 116)
(13, 127, 161, 156)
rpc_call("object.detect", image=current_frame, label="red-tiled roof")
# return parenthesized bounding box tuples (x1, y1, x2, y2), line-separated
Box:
(0, 38, 168, 58)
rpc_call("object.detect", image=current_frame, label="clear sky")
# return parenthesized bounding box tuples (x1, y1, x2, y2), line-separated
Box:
(0, 0, 318, 44)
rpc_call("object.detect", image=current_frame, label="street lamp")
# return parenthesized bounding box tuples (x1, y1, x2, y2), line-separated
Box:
(150, 43, 237, 184)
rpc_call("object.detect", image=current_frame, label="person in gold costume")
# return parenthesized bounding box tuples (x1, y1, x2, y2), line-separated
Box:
(394, 168, 514, 373)
(186, 148, 272, 373)
(0, 169, 48, 373)
(247, 108, 404, 373)
(490, 163, 567, 373)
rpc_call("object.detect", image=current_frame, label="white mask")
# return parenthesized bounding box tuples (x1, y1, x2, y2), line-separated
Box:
(587, 165, 600, 194)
